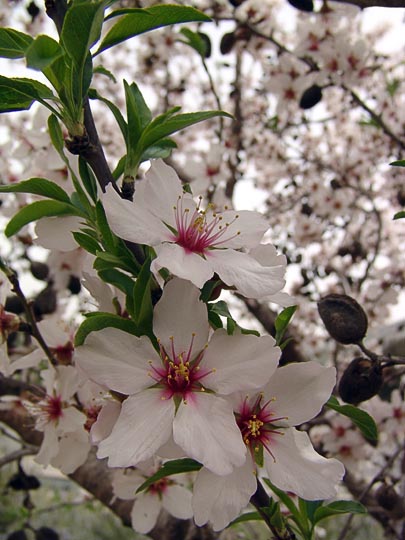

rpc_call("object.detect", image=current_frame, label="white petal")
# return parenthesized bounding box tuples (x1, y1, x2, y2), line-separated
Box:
(202, 330, 279, 394)
(58, 406, 86, 434)
(35, 425, 59, 467)
(153, 278, 209, 356)
(264, 362, 336, 426)
(112, 469, 145, 500)
(192, 456, 257, 531)
(218, 210, 268, 249)
(153, 243, 214, 288)
(173, 393, 246, 476)
(90, 400, 121, 444)
(8, 347, 44, 374)
(56, 365, 80, 401)
(51, 430, 90, 474)
(131, 492, 162, 534)
(97, 390, 174, 467)
(102, 184, 168, 245)
(208, 249, 286, 299)
(140, 159, 184, 225)
(75, 328, 157, 395)
(35, 215, 81, 251)
(265, 428, 345, 500)
(162, 485, 193, 519)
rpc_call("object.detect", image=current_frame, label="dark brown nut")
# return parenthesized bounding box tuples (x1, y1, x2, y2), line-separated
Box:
(317, 293, 368, 344)
(338, 357, 383, 405)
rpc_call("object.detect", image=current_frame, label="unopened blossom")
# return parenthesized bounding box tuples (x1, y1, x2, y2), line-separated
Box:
(193, 361, 345, 530)
(101, 159, 288, 300)
(75, 278, 280, 475)
(112, 461, 193, 534)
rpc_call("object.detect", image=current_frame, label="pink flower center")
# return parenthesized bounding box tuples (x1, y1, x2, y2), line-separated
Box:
(172, 196, 240, 255)
(148, 477, 173, 496)
(26, 393, 64, 431)
(236, 393, 287, 461)
(148, 335, 213, 400)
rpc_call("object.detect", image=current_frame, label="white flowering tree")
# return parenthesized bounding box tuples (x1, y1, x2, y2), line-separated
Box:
(0, 1, 404, 539)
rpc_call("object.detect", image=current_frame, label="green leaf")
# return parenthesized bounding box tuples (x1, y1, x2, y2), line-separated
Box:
(389, 159, 405, 167)
(5, 200, 79, 237)
(138, 110, 232, 156)
(97, 5, 211, 54)
(48, 113, 65, 154)
(97, 267, 135, 297)
(61, 0, 106, 70)
(274, 305, 297, 346)
(179, 27, 208, 58)
(326, 396, 378, 442)
(0, 75, 54, 113)
(74, 312, 139, 346)
(141, 138, 177, 161)
(0, 178, 71, 203)
(313, 500, 366, 524)
(125, 80, 152, 144)
(78, 157, 98, 202)
(72, 231, 100, 255)
(393, 210, 405, 220)
(0, 28, 33, 59)
(136, 458, 202, 494)
(229, 512, 262, 526)
(96, 201, 117, 252)
(93, 65, 117, 83)
(25, 35, 63, 71)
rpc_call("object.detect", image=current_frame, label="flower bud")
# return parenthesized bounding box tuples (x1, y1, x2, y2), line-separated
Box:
(338, 357, 382, 405)
(317, 294, 368, 344)
(299, 85, 322, 109)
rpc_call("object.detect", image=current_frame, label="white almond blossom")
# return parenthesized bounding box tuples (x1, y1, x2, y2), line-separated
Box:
(101, 159, 288, 300)
(112, 461, 193, 534)
(75, 278, 280, 475)
(192, 361, 345, 530)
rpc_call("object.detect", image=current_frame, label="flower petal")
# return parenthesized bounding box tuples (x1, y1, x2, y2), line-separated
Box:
(90, 400, 121, 444)
(153, 278, 209, 355)
(264, 362, 336, 426)
(192, 455, 257, 531)
(173, 393, 246, 476)
(265, 428, 345, 500)
(131, 492, 162, 534)
(208, 249, 286, 299)
(97, 389, 175, 467)
(162, 485, 193, 520)
(152, 243, 214, 288)
(75, 328, 157, 395)
(202, 330, 279, 394)
(102, 184, 168, 245)
(219, 209, 268, 249)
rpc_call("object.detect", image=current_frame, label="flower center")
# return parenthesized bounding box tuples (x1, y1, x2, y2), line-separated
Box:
(172, 195, 240, 255)
(236, 393, 287, 462)
(148, 334, 212, 400)
(26, 393, 64, 431)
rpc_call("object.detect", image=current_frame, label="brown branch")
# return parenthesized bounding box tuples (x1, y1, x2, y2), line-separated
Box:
(330, 0, 405, 8)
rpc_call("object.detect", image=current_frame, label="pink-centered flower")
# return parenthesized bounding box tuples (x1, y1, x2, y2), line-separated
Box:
(75, 278, 280, 475)
(192, 361, 345, 531)
(102, 160, 288, 300)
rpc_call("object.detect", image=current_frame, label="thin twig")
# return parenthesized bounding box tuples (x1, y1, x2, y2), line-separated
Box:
(0, 447, 36, 468)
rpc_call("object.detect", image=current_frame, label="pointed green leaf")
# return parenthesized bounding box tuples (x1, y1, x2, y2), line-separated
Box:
(0, 28, 33, 59)
(326, 396, 378, 442)
(141, 139, 177, 161)
(61, 0, 107, 69)
(0, 75, 54, 113)
(72, 231, 101, 255)
(5, 200, 79, 237)
(179, 28, 208, 58)
(89, 88, 127, 139)
(97, 5, 211, 54)
(136, 458, 202, 494)
(393, 210, 405, 220)
(313, 500, 366, 524)
(228, 512, 262, 526)
(25, 35, 63, 71)
(274, 305, 297, 346)
(0, 178, 71, 203)
(389, 159, 405, 167)
(138, 110, 232, 156)
(74, 312, 138, 347)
